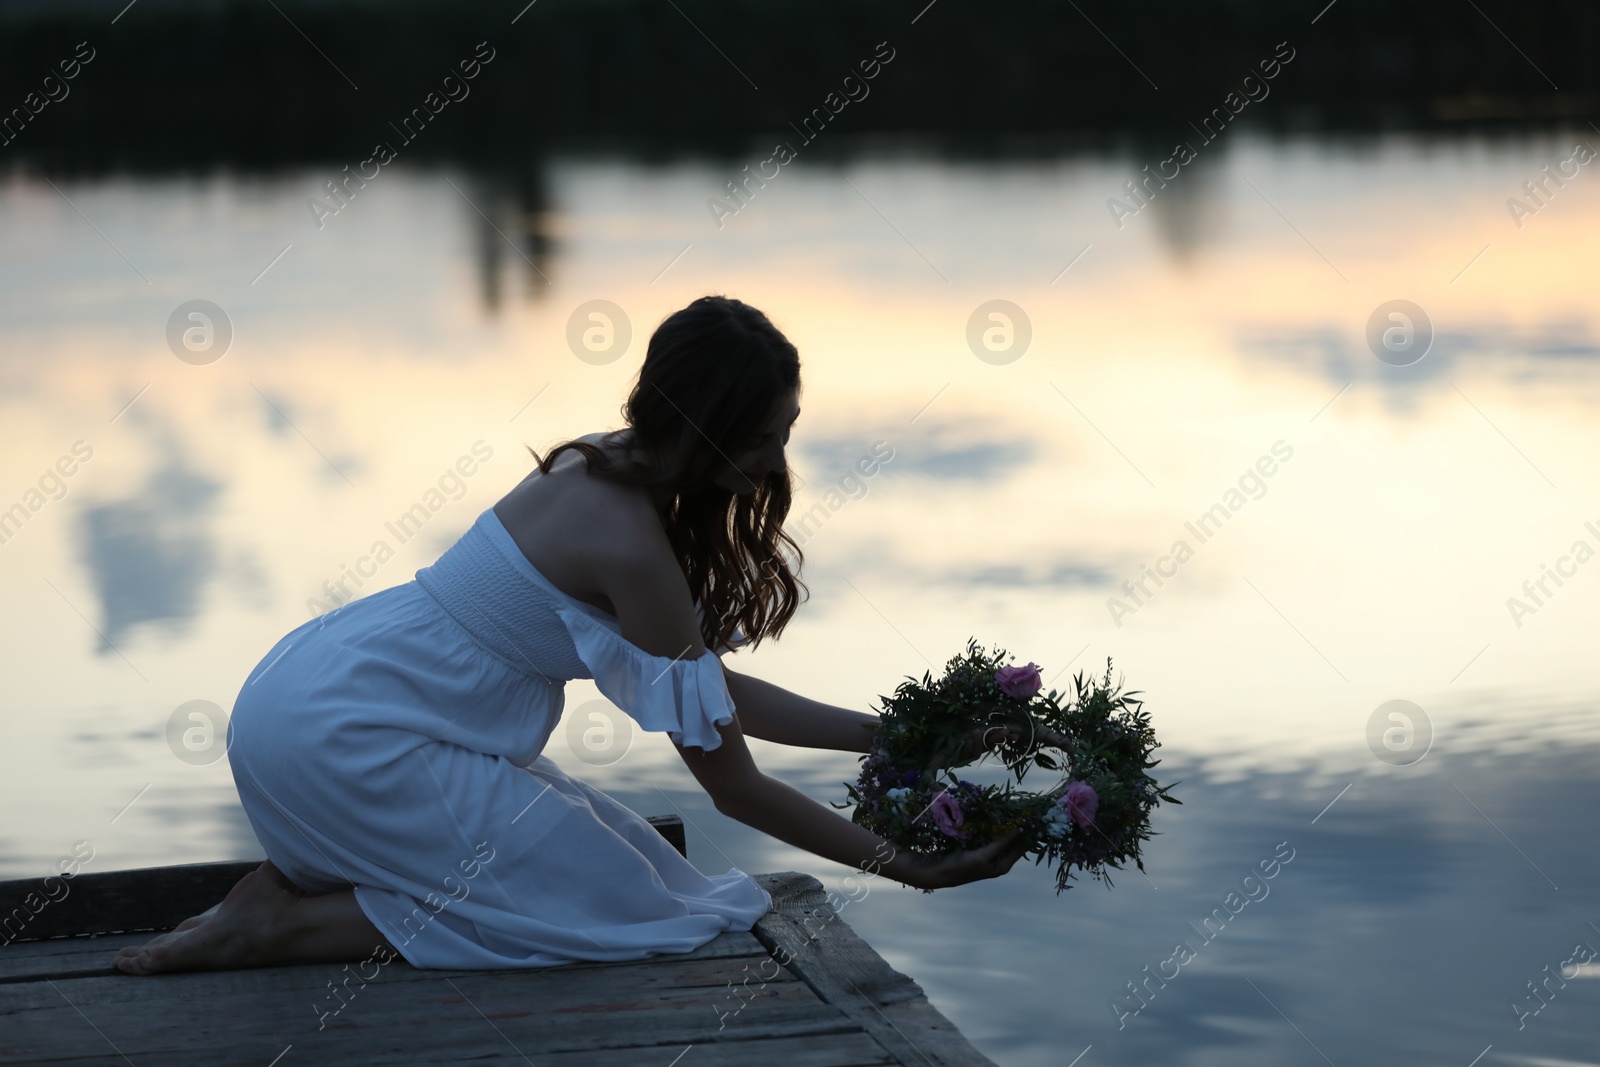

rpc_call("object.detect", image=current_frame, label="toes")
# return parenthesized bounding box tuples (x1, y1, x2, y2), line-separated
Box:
(104, 866, 287, 977)
(112, 951, 147, 977)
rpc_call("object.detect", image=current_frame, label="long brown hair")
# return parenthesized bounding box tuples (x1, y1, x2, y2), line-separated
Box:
(527, 295, 807, 652)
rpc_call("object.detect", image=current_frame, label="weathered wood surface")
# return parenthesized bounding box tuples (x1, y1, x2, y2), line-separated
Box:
(750, 871, 1000, 1067)
(0, 854, 998, 1067)
(0, 929, 769, 985)
(0, 814, 687, 944)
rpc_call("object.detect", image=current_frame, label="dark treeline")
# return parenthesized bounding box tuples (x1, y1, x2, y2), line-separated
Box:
(0, 0, 1595, 174)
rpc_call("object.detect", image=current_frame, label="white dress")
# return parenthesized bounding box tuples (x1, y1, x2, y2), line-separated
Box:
(226, 504, 772, 969)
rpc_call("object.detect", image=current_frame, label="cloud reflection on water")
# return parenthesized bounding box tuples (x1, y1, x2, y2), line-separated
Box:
(72, 441, 225, 652)
(603, 736, 1600, 1067)
(3, 131, 1599, 1064)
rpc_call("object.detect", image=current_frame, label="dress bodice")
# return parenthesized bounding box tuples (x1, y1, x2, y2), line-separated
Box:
(413, 506, 742, 751)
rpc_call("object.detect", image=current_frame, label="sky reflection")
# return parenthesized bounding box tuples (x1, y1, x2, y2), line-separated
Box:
(2, 130, 1598, 1065)
(596, 739, 1600, 1067)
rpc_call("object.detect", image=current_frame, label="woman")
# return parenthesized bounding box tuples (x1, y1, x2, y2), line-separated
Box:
(113, 295, 1028, 977)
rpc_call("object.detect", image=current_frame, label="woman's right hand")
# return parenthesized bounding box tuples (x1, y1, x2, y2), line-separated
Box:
(899, 828, 1032, 890)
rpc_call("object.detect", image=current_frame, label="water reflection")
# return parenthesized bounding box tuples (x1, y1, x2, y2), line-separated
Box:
(602, 735, 1600, 1067)
(72, 440, 226, 652)
(1241, 322, 1600, 390)
(1143, 143, 1230, 269)
(800, 425, 1036, 483)
(461, 164, 559, 310)
(2, 130, 1599, 1065)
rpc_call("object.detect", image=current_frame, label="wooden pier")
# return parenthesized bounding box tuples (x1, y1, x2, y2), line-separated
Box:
(0, 815, 998, 1066)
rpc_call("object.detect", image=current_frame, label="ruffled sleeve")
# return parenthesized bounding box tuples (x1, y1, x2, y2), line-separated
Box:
(554, 602, 737, 751)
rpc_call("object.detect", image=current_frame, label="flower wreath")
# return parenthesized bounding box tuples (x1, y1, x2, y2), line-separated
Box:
(836, 637, 1181, 894)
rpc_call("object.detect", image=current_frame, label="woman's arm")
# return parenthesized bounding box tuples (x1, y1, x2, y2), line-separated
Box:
(674, 705, 909, 879)
(585, 501, 877, 754)
(720, 661, 880, 753)
(677, 715, 1025, 891)
(592, 526, 1025, 887)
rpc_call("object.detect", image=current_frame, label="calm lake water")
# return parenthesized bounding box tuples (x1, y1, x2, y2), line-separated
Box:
(2, 131, 1598, 1065)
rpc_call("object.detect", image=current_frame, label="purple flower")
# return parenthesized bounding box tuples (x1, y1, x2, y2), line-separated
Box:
(995, 662, 1044, 699)
(930, 790, 965, 837)
(1059, 780, 1098, 830)
(901, 769, 921, 787)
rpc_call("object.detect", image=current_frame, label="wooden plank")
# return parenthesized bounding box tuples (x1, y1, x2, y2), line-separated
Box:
(0, 960, 851, 1061)
(0, 1029, 896, 1067)
(0, 871, 985, 1067)
(341, 1029, 898, 1067)
(645, 813, 687, 856)
(0, 861, 257, 946)
(0, 814, 685, 943)
(0, 929, 770, 984)
(750, 871, 1001, 1067)
(0, 950, 803, 1011)
(0, 1000, 851, 1063)
(0, 934, 150, 983)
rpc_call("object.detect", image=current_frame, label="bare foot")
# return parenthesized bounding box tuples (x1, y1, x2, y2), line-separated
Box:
(170, 902, 220, 932)
(113, 861, 301, 976)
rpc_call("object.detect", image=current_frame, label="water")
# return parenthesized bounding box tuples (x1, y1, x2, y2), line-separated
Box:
(2, 132, 1598, 1064)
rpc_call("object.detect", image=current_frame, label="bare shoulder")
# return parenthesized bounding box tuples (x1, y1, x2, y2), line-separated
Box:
(559, 433, 666, 552)
(492, 432, 672, 614)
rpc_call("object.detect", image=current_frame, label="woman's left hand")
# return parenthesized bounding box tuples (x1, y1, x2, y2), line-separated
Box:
(952, 720, 1072, 764)
(954, 723, 1022, 763)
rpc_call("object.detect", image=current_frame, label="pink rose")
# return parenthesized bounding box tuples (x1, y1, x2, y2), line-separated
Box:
(930, 790, 965, 837)
(1060, 780, 1098, 830)
(995, 662, 1043, 699)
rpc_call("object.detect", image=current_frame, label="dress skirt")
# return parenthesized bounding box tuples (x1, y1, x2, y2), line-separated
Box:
(226, 505, 771, 969)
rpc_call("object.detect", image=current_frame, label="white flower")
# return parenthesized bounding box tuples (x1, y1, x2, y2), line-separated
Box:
(885, 787, 911, 806)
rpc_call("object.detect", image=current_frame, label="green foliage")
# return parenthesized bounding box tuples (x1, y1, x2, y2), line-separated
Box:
(835, 637, 1180, 895)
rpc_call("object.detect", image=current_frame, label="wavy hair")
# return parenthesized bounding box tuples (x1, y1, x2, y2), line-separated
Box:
(527, 295, 807, 652)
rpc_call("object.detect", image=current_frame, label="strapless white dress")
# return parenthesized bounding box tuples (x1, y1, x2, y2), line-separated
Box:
(226, 504, 771, 969)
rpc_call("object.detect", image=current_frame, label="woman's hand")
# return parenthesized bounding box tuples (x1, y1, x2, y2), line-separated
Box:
(952, 722, 1021, 763)
(951, 720, 1073, 764)
(895, 829, 1032, 890)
